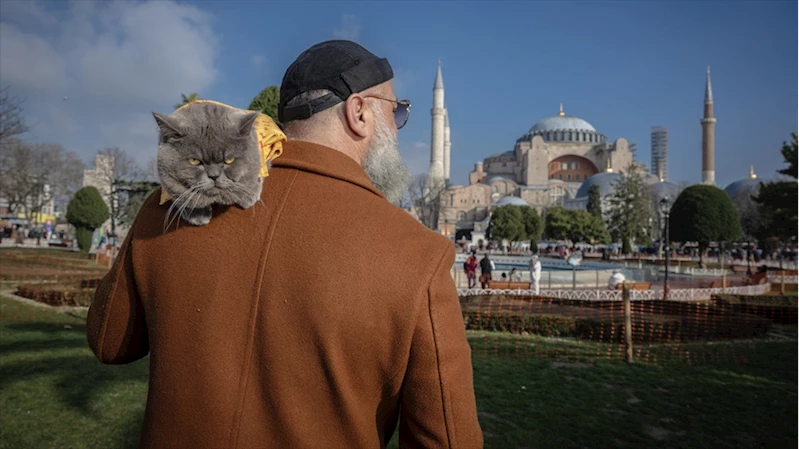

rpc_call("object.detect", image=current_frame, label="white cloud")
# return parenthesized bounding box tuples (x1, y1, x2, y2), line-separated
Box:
(0, 0, 221, 164)
(332, 14, 360, 42)
(251, 54, 265, 67)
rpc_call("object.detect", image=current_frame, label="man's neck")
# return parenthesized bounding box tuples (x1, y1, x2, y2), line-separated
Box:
(287, 136, 365, 167)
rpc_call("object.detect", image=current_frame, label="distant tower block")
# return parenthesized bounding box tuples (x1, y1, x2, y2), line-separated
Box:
(650, 126, 668, 182)
(426, 60, 446, 193)
(701, 66, 716, 185)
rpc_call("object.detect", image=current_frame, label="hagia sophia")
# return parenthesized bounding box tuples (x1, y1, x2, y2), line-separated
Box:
(423, 65, 761, 244)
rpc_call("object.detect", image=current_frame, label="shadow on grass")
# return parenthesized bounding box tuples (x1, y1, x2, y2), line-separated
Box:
(0, 322, 149, 416)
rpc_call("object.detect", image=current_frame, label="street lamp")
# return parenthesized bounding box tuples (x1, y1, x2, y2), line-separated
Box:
(659, 196, 671, 300)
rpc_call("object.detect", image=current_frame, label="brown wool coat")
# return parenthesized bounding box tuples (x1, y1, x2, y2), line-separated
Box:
(87, 141, 483, 449)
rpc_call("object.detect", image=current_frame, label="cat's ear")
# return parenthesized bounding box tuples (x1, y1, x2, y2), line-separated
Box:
(238, 112, 260, 137)
(153, 112, 185, 142)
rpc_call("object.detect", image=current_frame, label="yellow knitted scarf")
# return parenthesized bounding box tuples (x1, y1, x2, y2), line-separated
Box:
(159, 99, 286, 205)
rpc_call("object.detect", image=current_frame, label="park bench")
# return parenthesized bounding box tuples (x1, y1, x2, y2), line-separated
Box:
(488, 281, 530, 290)
(616, 282, 652, 291)
(705, 280, 732, 288)
(744, 272, 768, 285)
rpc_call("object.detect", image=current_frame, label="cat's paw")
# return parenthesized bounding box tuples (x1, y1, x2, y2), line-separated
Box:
(181, 206, 213, 226)
(237, 180, 263, 209)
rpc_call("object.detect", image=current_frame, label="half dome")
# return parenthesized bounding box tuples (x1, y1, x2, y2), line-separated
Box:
(575, 171, 622, 199)
(493, 196, 529, 207)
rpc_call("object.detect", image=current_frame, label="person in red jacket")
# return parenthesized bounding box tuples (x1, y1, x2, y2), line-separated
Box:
(464, 251, 479, 288)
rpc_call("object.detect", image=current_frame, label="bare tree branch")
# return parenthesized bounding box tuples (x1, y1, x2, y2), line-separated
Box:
(0, 86, 28, 143)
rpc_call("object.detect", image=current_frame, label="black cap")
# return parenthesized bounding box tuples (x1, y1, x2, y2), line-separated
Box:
(279, 40, 393, 123)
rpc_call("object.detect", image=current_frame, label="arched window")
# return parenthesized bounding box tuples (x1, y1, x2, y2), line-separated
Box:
(492, 186, 497, 193)
(500, 183, 507, 194)
(457, 211, 467, 221)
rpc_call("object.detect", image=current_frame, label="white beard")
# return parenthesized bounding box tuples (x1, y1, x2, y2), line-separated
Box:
(362, 106, 411, 204)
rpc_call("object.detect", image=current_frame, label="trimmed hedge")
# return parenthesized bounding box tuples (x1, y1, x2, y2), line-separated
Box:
(463, 309, 577, 337)
(712, 294, 797, 324)
(15, 284, 94, 307)
(462, 307, 773, 343)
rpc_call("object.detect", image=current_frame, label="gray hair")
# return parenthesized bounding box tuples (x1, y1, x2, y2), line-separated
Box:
(282, 89, 339, 139)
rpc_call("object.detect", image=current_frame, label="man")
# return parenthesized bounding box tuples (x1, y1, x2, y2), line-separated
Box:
(479, 254, 493, 289)
(608, 269, 626, 290)
(464, 251, 479, 288)
(86, 40, 482, 448)
(529, 255, 542, 294)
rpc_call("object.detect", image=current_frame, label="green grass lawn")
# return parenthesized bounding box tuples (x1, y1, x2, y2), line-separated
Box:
(2, 296, 797, 449)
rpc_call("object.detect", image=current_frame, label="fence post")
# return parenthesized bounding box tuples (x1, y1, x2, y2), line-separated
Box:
(548, 270, 552, 289)
(596, 270, 600, 289)
(623, 285, 633, 363)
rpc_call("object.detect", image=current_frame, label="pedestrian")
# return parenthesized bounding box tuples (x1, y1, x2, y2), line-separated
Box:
(479, 254, 493, 288)
(529, 255, 542, 294)
(608, 270, 626, 290)
(510, 267, 521, 281)
(86, 40, 482, 448)
(464, 251, 479, 288)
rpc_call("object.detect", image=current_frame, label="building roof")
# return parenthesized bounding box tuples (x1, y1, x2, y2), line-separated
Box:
(493, 196, 529, 207)
(724, 166, 761, 198)
(575, 171, 622, 199)
(529, 105, 596, 134)
(646, 181, 680, 204)
(434, 60, 444, 89)
(483, 174, 516, 185)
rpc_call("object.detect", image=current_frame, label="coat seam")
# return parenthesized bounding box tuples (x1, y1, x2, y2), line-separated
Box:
(228, 171, 300, 448)
(427, 243, 455, 447)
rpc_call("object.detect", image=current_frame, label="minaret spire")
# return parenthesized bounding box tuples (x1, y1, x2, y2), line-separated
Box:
(701, 65, 717, 185)
(426, 60, 446, 227)
(704, 66, 713, 104)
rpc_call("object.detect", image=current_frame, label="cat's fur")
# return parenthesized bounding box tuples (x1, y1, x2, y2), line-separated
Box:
(153, 103, 263, 227)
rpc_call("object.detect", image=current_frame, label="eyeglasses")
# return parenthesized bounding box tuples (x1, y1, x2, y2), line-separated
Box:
(364, 95, 411, 129)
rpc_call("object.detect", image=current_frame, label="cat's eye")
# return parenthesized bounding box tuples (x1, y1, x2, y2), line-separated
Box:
(189, 158, 201, 166)
(224, 157, 235, 165)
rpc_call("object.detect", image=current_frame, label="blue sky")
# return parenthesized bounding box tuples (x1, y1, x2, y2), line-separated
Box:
(1, 0, 796, 188)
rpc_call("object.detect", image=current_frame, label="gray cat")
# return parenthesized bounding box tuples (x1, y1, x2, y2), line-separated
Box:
(153, 103, 263, 227)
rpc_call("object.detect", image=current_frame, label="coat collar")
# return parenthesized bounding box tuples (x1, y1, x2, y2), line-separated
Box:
(272, 140, 385, 199)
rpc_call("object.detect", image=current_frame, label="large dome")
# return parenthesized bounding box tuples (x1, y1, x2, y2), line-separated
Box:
(493, 196, 529, 207)
(725, 179, 761, 198)
(575, 171, 622, 199)
(522, 105, 606, 144)
(530, 114, 596, 134)
(647, 181, 680, 204)
(724, 167, 762, 199)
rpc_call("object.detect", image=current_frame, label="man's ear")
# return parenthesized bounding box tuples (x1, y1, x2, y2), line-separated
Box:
(343, 94, 369, 138)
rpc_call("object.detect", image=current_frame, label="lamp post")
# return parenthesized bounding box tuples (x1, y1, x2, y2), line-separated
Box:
(659, 196, 671, 300)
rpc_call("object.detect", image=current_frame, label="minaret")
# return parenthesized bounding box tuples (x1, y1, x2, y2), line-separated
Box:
(443, 108, 451, 184)
(426, 61, 446, 194)
(701, 66, 716, 185)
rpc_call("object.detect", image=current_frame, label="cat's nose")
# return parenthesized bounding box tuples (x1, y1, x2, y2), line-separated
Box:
(206, 167, 222, 180)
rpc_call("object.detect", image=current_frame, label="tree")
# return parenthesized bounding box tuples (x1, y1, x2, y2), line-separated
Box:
(606, 163, 651, 254)
(0, 140, 85, 221)
(175, 93, 200, 110)
(752, 134, 798, 293)
(405, 173, 446, 230)
(0, 86, 27, 143)
(94, 147, 144, 238)
(520, 206, 544, 251)
(544, 206, 572, 241)
(670, 185, 741, 268)
(777, 132, 797, 179)
(489, 205, 525, 242)
(116, 181, 160, 227)
(248, 86, 280, 122)
(586, 184, 602, 217)
(66, 187, 109, 252)
(572, 210, 611, 244)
